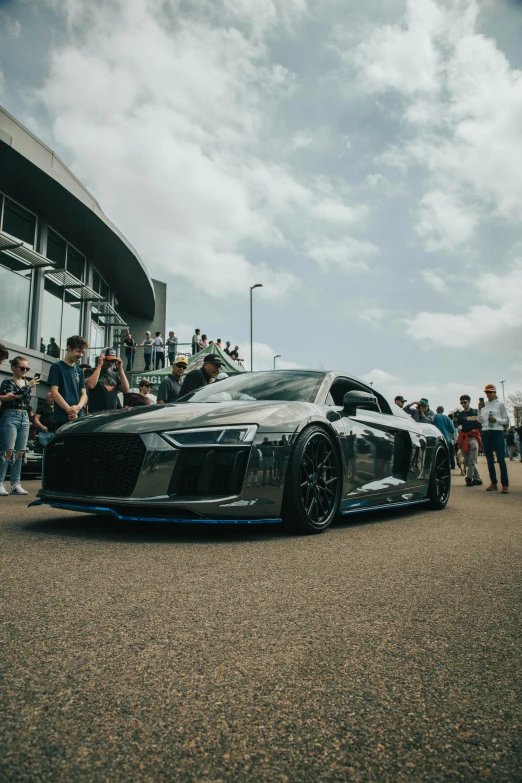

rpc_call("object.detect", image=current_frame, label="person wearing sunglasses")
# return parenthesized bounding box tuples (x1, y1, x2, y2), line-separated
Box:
(157, 356, 189, 404)
(456, 395, 483, 487)
(125, 380, 153, 409)
(0, 356, 40, 495)
(478, 384, 510, 493)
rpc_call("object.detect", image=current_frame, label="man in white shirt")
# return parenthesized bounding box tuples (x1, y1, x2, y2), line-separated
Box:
(153, 332, 165, 370)
(478, 383, 510, 493)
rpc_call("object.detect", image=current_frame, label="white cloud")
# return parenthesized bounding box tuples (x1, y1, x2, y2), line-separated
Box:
(306, 234, 378, 272)
(415, 190, 478, 253)
(360, 308, 392, 326)
(242, 341, 305, 372)
(406, 261, 522, 350)
(0, 10, 21, 38)
(352, 0, 445, 96)
(35, 0, 368, 298)
(352, 0, 522, 250)
(420, 268, 446, 293)
(291, 132, 314, 149)
(361, 368, 400, 386)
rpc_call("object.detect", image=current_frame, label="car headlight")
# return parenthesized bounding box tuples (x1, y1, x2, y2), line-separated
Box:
(162, 425, 258, 447)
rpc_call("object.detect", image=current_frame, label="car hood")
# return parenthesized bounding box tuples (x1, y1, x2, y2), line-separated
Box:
(58, 400, 320, 435)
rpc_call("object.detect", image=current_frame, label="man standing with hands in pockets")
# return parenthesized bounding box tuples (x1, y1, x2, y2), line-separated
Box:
(479, 384, 510, 493)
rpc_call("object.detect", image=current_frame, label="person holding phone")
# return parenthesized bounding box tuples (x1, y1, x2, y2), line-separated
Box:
(478, 384, 510, 493)
(0, 356, 40, 495)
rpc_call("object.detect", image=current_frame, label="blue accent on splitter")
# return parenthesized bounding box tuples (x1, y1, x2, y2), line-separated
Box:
(29, 500, 282, 525)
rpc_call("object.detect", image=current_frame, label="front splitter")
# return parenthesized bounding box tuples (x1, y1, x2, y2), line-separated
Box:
(29, 500, 282, 525)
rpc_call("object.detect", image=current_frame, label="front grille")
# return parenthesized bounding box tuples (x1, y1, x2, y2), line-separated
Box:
(43, 434, 147, 497)
(168, 447, 250, 497)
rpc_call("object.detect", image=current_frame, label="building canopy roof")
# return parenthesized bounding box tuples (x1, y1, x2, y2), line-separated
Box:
(0, 106, 155, 320)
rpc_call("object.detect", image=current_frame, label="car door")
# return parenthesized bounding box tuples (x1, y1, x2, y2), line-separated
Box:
(346, 408, 428, 493)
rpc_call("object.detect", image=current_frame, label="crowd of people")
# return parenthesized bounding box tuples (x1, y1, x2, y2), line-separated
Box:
(119, 329, 244, 373)
(191, 330, 243, 364)
(393, 389, 519, 494)
(0, 337, 230, 495)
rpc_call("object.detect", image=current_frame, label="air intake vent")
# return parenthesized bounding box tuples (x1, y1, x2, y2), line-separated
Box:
(43, 434, 146, 497)
(168, 447, 250, 497)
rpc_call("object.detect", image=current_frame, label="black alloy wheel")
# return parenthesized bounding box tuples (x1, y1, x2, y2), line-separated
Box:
(427, 444, 451, 509)
(281, 426, 341, 534)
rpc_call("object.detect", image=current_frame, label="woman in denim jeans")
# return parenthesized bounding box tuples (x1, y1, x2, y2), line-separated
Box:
(0, 356, 39, 496)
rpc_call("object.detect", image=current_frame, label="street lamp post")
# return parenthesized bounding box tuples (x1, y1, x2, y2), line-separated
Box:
(274, 354, 281, 369)
(250, 284, 263, 371)
(499, 380, 506, 401)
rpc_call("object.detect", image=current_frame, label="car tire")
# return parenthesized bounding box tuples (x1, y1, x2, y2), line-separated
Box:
(427, 443, 451, 510)
(281, 426, 341, 534)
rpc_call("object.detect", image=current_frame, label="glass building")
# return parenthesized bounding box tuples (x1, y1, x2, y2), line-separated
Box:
(0, 106, 164, 388)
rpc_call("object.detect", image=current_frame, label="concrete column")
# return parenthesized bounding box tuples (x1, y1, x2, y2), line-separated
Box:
(81, 258, 93, 343)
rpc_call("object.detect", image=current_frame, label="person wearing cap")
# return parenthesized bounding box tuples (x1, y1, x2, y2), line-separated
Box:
(403, 398, 435, 424)
(180, 354, 222, 395)
(478, 384, 510, 493)
(140, 331, 154, 371)
(84, 348, 130, 414)
(394, 395, 406, 409)
(157, 356, 188, 404)
(456, 394, 483, 486)
(125, 380, 153, 409)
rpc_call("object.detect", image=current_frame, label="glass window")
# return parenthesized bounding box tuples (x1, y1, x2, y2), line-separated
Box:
(90, 320, 105, 364)
(66, 245, 85, 281)
(0, 265, 31, 346)
(41, 283, 62, 359)
(46, 229, 66, 267)
(1, 197, 37, 247)
(93, 268, 109, 300)
(62, 300, 80, 347)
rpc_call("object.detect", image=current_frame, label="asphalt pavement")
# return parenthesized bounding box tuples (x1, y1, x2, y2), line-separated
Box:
(1, 456, 521, 782)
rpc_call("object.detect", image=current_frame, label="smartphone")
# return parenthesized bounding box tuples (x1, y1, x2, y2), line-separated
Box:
(479, 397, 484, 404)
(34, 373, 41, 380)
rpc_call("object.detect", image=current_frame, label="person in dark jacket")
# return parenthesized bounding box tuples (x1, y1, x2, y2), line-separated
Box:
(181, 354, 222, 395)
(125, 381, 153, 408)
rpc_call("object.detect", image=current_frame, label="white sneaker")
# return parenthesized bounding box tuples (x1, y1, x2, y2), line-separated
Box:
(11, 483, 28, 495)
(0, 482, 8, 496)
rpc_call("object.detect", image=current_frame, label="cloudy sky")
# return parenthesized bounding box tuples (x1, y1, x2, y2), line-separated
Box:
(1, 0, 522, 411)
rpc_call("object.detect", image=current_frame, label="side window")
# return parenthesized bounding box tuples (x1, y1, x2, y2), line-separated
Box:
(325, 392, 335, 406)
(329, 380, 354, 406)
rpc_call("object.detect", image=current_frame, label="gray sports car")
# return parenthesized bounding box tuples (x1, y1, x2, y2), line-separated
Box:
(33, 370, 451, 534)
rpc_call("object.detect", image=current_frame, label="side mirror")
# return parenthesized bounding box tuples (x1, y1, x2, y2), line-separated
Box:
(343, 390, 379, 416)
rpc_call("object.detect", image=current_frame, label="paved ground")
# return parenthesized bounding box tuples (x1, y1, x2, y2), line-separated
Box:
(1, 456, 521, 783)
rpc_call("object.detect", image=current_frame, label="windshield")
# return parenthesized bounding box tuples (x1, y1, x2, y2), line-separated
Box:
(179, 371, 325, 404)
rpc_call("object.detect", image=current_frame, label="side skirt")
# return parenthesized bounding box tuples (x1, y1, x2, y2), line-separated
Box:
(340, 498, 430, 516)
